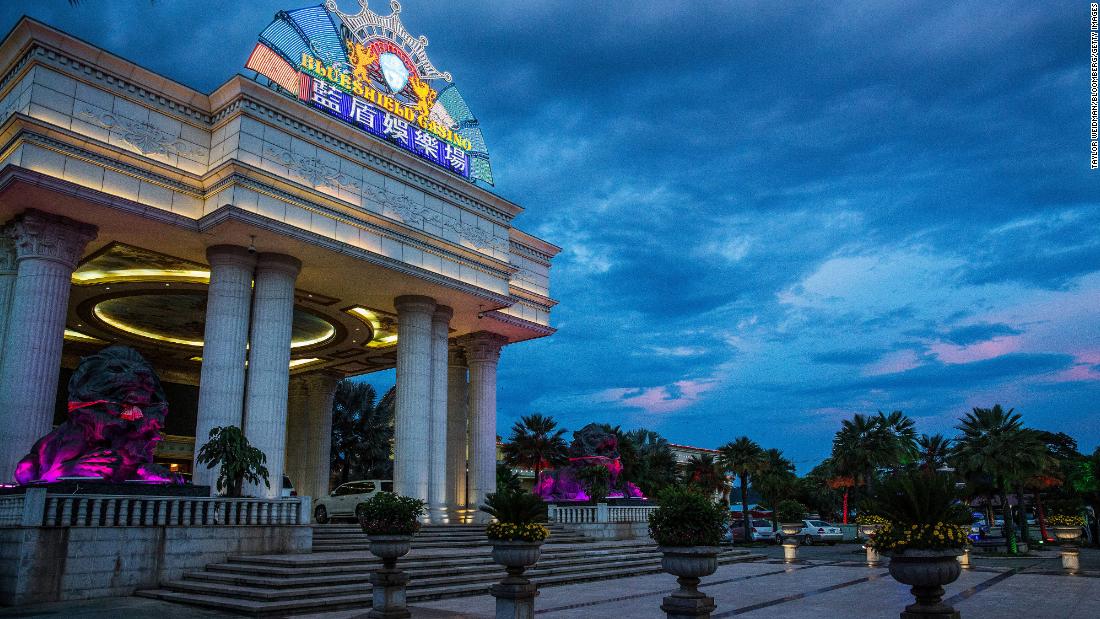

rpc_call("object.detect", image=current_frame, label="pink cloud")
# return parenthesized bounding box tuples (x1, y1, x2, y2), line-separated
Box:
(862, 350, 923, 376)
(930, 336, 1022, 364)
(594, 379, 719, 414)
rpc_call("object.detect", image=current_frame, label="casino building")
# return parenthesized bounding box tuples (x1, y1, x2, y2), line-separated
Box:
(0, 1, 558, 523)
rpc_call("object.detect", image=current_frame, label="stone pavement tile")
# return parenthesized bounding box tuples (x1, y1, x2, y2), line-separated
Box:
(954, 573, 1100, 619)
(0, 596, 237, 618)
(416, 561, 884, 619)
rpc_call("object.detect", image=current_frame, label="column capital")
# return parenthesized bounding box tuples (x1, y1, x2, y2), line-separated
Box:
(460, 331, 508, 364)
(432, 305, 454, 324)
(395, 294, 436, 315)
(448, 346, 466, 368)
(0, 232, 15, 273)
(256, 252, 302, 277)
(7, 209, 96, 269)
(206, 244, 257, 269)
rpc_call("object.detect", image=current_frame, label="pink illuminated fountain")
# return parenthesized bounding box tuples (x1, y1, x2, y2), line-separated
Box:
(535, 423, 645, 502)
(13, 345, 181, 485)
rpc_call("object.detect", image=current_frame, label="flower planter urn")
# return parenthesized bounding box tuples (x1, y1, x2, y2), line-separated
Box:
(489, 540, 543, 619)
(1051, 526, 1082, 573)
(366, 535, 414, 619)
(887, 548, 963, 619)
(658, 546, 720, 619)
(859, 524, 884, 566)
(779, 523, 802, 563)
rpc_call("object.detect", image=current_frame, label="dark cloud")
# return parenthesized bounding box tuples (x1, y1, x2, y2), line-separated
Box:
(941, 323, 1023, 346)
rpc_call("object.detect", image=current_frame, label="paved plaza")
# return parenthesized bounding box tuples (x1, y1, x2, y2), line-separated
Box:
(2, 545, 1096, 618)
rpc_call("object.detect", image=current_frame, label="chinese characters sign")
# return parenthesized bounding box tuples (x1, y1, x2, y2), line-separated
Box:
(300, 70, 470, 178)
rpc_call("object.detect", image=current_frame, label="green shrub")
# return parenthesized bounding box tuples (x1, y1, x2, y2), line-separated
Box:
(868, 472, 970, 552)
(648, 486, 728, 547)
(195, 426, 269, 498)
(775, 499, 807, 523)
(356, 492, 426, 535)
(479, 488, 548, 524)
(576, 465, 611, 504)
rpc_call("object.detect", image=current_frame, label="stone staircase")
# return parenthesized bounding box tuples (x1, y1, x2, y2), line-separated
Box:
(137, 524, 762, 616)
(312, 522, 594, 551)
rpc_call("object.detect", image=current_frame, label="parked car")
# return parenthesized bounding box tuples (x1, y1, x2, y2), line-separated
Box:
(729, 519, 779, 543)
(779, 519, 843, 545)
(280, 475, 296, 498)
(313, 479, 393, 523)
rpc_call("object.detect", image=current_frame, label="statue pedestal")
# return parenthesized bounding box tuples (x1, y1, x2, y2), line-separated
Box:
(368, 569, 410, 619)
(0, 480, 210, 497)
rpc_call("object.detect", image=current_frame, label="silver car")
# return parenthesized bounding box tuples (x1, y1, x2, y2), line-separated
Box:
(784, 519, 843, 545)
(313, 479, 393, 523)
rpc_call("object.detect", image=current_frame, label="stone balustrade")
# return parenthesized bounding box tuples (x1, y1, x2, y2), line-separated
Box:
(0, 489, 309, 528)
(547, 503, 657, 524)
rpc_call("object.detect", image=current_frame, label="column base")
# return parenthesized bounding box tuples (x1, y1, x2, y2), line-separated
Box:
(1061, 547, 1080, 573)
(490, 580, 539, 619)
(368, 569, 410, 619)
(782, 541, 799, 563)
(660, 592, 715, 619)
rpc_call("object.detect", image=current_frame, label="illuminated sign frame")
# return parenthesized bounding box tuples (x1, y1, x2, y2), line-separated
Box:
(245, 1, 493, 184)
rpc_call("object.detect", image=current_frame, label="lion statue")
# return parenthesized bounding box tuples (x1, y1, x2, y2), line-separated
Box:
(13, 345, 179, 485)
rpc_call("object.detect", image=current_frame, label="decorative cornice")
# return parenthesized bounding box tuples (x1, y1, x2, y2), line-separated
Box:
(483, 309, 555, 337)
(264, 145, 359, 191)
(7, 208, 97, 268)
(76, 104, 207, 159)
(509, 240, 553, 265)
(224, 98, 515, 224)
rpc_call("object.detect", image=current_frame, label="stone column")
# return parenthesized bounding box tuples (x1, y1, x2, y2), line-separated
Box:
(446, 349, 469, 522)
(303, 371, 340, 499)
(193, 245, 256, 491)
(282, 376, 311, 496)
(0, 232, 16, 373)
(0, 210, 96, 482)
(427, 306, 452, 523)
(393, 295, 436, 504)
(242, 253, 301, 498)
(462, 331, 507, 523)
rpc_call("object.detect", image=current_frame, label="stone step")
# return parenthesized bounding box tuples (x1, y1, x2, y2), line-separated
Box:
(138, 551, 761, 616)
(230, 541, 652, 569)
(192, 549, 669, 586)
(163, 554, 673, 601)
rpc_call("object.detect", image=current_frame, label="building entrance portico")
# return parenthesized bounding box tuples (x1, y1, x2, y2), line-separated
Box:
(0, 4, 559, 522)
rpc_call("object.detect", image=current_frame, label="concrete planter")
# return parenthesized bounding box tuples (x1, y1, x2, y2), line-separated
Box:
(489, 540, 544, 619)
(366, 535, 414, 619)
(887, 548, 963, 619)
(657, 546, 720, 618)
(490, 539, 544, 569)
(780, 523, 803, 536)
(858, 523, 883, 537)
(1051, 526, 1082, 542)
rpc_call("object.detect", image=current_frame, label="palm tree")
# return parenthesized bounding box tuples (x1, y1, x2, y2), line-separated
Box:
(877, 410, 919, 465)
(916, 433, 951, 471)
(951, 405, 1045, 554)
(501, 414, 569, 485)
(832, 412, 914, 496)
(330, 381, 395, 485)
(719, 437, 766, 542)
(683, 454, 727, 498)
(623, 428, 679, 497)
(754, 448, 796, 529)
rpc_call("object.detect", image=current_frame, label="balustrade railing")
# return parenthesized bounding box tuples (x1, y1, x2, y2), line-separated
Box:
(547, 503, 657, 524)
(0, 489, 309, 527)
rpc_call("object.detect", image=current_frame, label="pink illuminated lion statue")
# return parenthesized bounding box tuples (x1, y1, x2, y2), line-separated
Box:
(14, 345, 179, 485)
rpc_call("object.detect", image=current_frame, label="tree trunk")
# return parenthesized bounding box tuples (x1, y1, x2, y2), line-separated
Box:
(739, 472, 751, 542)
(842, 488, 850, 525)
(1001, 492, 1018, 554)
(533, 462, 542, 494)
(1035, 492, 1049, 543)
(1015, 485, 1030, 545)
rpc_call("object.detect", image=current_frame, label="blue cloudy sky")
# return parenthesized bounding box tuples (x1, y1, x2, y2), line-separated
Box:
(7, 1, 1096, 469)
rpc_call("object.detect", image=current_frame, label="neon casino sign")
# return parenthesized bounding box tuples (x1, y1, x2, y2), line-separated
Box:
(245, 1, 493, 185)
